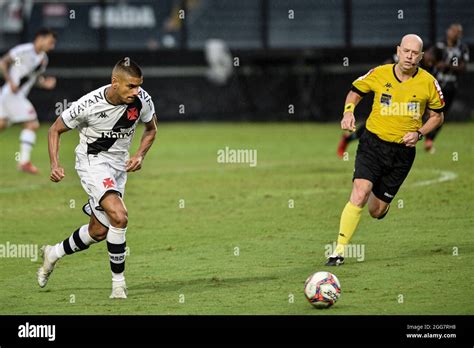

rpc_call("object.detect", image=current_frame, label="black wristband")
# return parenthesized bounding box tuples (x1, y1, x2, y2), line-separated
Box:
(416, 130, 424, 140)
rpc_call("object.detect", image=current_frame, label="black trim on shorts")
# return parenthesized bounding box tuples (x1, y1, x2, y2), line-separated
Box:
(90, 205, 110, 230)
(98, 189, 123, 207)
(351, 85, 367, 97)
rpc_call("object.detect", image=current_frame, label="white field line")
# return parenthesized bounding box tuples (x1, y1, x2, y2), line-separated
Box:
(411, 170, 458, 187)
(0, 164, 457, 194)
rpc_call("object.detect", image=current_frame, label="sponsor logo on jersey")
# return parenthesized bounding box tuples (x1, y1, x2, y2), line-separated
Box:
(384, 82, 393, 89)
(98, 112, 108, 118)
(100, 128, 135, 139)
(380, 93, 392, 106)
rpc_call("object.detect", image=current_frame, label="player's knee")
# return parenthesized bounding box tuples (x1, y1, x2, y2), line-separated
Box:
(0, 120, 7, 130)
(88, 222, 108, 241)
(109, 210, 128, 228)
(90, 229, 108, 241)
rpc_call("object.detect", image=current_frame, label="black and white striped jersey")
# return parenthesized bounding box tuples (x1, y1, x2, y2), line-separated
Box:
(1, 43, 47, 96)
(61, 85, 155, 171)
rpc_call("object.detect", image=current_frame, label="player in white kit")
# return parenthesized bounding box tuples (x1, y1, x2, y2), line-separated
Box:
(38, 58, 157, 298)
(0, 28, 57, 174)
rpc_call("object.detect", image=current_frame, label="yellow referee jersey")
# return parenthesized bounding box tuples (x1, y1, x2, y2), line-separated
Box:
(352, 64, 445, 143)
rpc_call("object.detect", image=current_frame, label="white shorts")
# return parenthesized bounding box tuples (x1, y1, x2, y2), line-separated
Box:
(75, 154, 127, 228)
(0, 91, 37, 124)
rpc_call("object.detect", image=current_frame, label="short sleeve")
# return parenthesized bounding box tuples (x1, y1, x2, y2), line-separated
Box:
(8, 45, 25, 61)
(60, 98, 88, 129)
(352, 68, 377, 95)
(140, 94, 155, 123)
(427, 79, 445, 112)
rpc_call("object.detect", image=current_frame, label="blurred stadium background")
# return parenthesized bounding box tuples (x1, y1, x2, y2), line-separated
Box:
(0, 0, 473, 123)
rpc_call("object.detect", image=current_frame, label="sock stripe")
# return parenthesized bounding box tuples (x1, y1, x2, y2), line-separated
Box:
(106, 241, 126, 254)
(72, 229, 89, 250)
(62, 237, 74, 255)
(110, 262, 125, 273)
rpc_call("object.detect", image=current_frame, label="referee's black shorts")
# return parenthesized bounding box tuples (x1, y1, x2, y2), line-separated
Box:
(353, 130, 415, 203)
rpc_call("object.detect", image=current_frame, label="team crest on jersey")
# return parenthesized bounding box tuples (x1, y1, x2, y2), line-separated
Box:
(127, 107, 139, 121)
(102, 178, 115, 189)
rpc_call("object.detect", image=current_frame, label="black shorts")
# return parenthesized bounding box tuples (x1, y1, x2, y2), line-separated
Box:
(353, 130, 416, 203)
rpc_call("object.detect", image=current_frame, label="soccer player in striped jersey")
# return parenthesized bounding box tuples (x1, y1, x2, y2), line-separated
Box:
(38, 58, 157, 298)
(0, 28, 57, 174)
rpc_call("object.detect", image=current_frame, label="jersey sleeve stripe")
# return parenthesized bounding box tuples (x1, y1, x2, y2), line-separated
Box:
(60, 115, 73, 129)
(427, 106, 445, 113)
(351, 85, 367, 97)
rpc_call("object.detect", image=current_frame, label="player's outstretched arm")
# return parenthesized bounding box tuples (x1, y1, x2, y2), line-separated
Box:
(126, 115, 157, 172)
(341, 91, 363, 131)
(48, 117, 70, 182)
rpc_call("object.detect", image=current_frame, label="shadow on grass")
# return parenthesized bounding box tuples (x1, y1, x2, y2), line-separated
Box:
(129, 274, 280, 294)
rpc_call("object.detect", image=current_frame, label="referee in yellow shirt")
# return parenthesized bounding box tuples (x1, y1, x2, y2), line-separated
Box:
(326, 34, 445, 266)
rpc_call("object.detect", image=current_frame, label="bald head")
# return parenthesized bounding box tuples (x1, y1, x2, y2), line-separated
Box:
(400, 34, 423, 52)
(396, 34, 424, 74)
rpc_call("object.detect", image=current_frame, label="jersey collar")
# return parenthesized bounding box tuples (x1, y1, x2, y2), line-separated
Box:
(392, 63, 419, 83)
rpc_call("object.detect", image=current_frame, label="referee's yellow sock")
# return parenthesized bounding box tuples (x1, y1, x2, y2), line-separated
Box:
(335, 201, 363, 256)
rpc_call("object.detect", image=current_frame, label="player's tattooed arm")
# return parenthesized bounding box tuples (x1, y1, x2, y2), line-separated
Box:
(341, 91, 363, 132)
(48, 117, 71, 182)
(126, 114, 157, 172)
(0, 54, 18, 93)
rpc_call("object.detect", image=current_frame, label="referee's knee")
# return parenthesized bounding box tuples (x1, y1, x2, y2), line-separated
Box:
(369, 205, 389, 219)
(350, 189, 370, 207)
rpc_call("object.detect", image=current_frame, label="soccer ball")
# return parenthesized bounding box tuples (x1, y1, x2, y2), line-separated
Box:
(304, 271, 341, 308)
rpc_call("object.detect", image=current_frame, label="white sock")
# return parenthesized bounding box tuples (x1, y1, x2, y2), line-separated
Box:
(19, 129, 36, 164)
(106, 226, 127, 282)
(50, 224, 98, 262)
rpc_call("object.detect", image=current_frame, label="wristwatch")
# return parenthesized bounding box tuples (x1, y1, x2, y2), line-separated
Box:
(416, 130, 424, 140)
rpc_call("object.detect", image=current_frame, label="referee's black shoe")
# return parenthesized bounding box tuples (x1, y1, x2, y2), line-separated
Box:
(325, 255, 344, 266)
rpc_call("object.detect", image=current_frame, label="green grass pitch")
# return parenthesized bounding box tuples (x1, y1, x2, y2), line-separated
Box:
(0, 122, 473, 314)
